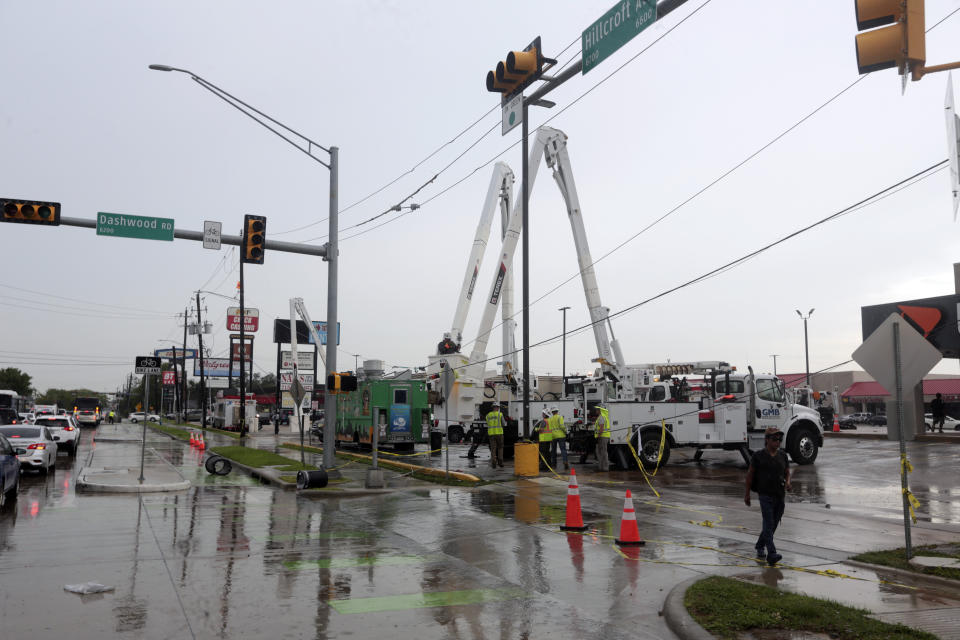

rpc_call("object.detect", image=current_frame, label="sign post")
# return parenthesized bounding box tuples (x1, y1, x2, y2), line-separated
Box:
(853, 313, 942, 559)
(134, 356, 160, 484)
(441, 364, 455, 479)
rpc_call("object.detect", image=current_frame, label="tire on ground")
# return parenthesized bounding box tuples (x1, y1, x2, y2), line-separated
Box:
(204, 455, 232, 476)
(787, 425, 819, 465)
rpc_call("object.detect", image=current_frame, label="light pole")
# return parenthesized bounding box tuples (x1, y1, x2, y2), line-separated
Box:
(559, 306, 570, 387)
(795, 309, 815, 386)
(770, 354, 779, 376)
(150, 64, 339, 470)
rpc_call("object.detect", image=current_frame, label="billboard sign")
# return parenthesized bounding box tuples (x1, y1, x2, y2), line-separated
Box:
(194, 358, 251, 377)
(273, 319, 340, 345)
(162, 371, 177, 386)
(154, 348, 198, 360)
(226, 307, 259, 332)
(281, 350, 314, 370)
(861, 293, 960, 358)
(280, 372, 315, 391)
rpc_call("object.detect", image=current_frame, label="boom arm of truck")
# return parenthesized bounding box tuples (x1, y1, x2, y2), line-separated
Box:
(289, 297, 326, 370)
(439, 162, 514, 355)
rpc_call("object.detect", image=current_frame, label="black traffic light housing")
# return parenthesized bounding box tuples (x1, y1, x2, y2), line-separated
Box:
(327, 373, 340, 392)
(340, 374, 358, 392)
(1, 198, 61, 226)
(486, 36, 555, 101)
(242, 214, 266, 264)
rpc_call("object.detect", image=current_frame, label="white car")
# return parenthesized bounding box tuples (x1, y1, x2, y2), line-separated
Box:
(0, 425, 57, 474)
(923, 413, 960, 431)
(18, 412, 35, 424)
(128, 412, 160, 423)
(34, 415, 80, 455)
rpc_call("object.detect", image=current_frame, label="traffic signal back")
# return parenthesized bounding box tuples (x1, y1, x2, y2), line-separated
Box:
(242, 214, 266, 264)
(485, 36, 551, 100)
(854, 0, 925, 75)
(1, 198, 61, 226)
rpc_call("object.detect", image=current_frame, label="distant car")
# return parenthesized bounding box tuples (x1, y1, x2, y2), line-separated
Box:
(184, 409, 203, 422)
(848, 412, 872, 423)
(34, 415, 80, 455)
(923, 413, 960, 431)
(0, 425, 57, 474)
(0, 433, 21, 508)
(867, 414, 887, 426)
(837, 414, 857, 429)
(18, 412, 35, 424)
(258, 412, 272, 427)
(74, 408, 100, 427)
(0, 408, 22, 425)
(128, 412, 160, 424)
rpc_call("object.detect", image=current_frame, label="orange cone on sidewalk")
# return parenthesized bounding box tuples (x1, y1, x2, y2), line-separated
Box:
(560, 468, 589, 532)
(615, 489, 645, 546)
(198, 433, 205, 450)
(190, 432, 196, 447)
(832, 414, 841, 432)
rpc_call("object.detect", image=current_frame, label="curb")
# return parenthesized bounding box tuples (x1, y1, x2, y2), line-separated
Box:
(280, 443, 484, 484)
(76, 476, 191, 493)
(662, 576, 715, 640)
(844, 559, 960, 592)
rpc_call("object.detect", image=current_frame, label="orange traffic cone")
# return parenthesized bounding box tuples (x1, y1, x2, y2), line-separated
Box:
(832, 414, 841, 433)
(189, 432, 196, 446)
(198, 433, 205, 450)
(615, 489, 645, 546)
(560, 468, 589, 532)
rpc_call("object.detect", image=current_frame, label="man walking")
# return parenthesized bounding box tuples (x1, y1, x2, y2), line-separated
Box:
(549, 407, 569, 471)
(485, 405, 506, 469)
(744, 426, 791, 566)
(593, 405, 610, 472)
(931, 392, 946, 433)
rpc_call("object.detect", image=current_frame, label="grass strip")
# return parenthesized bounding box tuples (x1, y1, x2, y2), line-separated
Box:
(149, 423, 192, 441)
(279, 442, 485, 486)
(210, 446, 316, 471)
(852, 545, 960, 581)
(685, 576, 936, 640)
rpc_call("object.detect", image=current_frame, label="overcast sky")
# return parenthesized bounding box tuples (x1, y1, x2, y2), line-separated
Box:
(2, 0, 960, 395)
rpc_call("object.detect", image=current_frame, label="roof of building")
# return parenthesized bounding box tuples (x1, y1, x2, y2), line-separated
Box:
(843, 379, 960, 399)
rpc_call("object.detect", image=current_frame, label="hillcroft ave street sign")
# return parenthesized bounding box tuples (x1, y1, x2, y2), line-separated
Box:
(97, 212, 174, 241)
(582, 0, 657, 74)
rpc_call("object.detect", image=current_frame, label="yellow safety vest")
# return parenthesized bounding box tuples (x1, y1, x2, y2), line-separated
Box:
(537, 419, 553, 442)
(485, 410, 504, 436)
(549, 414, 566, 440)
(595, 407, 610, 438)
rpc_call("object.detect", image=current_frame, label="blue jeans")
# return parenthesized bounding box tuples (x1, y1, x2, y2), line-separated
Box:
(550, 438, 568, 467)
(756, 494, 785, 555)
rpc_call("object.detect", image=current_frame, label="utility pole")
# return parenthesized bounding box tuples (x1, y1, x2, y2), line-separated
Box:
(559, 306, 570, 386)
(182, 306, 189, 420)
(239, 254, 247, 441)
(196, 291, 206, 429)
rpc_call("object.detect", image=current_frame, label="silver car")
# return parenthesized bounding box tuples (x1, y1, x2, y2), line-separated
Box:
(33, 415, 80, 455)
(0, 425, 57, 474)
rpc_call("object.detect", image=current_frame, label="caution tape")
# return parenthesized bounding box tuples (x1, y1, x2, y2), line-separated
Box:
(903, 488, 921, 524)
(899, 452, 920, 524)
(377, 447, 444, 459)
(536, 446, 566, 480)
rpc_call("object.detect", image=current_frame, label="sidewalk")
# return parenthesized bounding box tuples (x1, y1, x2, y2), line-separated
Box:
(78, 423, 190, 492)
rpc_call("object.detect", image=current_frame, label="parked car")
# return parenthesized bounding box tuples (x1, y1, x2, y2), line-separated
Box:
(838, 414, 858, 429)
(848, 412, 873, 423)
(33, 415, 80, 455)
(128, 412, 160, 423)
(923, 413, 960, 431)
(0, 425, 57, 474)
(0, 433, 21, 508)
(868, 414, 887, 426)
(184, 409, 203, 422)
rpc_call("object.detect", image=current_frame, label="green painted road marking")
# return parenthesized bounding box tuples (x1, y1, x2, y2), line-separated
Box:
(330, 588, 532, 614)
(264, 531, 369, 542)
(283, 555, 426, 571)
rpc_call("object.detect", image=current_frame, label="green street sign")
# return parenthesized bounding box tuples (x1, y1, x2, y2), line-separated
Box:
(582, 0, 657, 75)
(97, 212, 174, 241)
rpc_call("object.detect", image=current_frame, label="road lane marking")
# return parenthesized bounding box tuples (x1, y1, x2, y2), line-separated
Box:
(330, 587, 532, 614)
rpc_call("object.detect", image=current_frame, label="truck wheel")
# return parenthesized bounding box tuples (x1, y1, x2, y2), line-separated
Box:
(448, 426, 464, 444)
(637, 430, 670, 471)
(787, 426, 819, 465)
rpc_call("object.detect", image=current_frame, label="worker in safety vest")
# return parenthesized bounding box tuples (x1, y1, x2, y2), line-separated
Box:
(485, 406, 506, 469)
(537, 409, 553, 470)
(593, 405, 611, 471)
(108, 410, 115, 424)
(548, 407, 568, 471)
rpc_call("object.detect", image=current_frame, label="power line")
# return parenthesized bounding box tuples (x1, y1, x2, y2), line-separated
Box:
(0, 283, 172, 315)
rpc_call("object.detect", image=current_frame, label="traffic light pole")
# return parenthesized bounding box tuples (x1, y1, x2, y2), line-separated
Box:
(196, 291, 207, 431)
(515, 0, 690, 439)
(239, 257, 247, 441)
(322, 147, 339, 471)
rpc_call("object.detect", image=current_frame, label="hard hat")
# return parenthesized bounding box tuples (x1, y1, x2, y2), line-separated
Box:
(551, 406, 559, 413)
(542, 408, 550, 417)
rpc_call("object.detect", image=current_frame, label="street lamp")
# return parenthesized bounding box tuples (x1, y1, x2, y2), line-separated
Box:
(795, 309, 815, 386)
(150, 64, 340, 470)
(770, 354, 779, 376)
(559, 306, 570, 388)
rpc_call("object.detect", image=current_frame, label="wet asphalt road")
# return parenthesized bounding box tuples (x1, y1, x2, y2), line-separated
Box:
(1, 429, 959, 639)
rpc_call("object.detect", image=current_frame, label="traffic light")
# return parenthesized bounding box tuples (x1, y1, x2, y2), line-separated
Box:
(340, 374, 358, 392)
(485, 36, 554, 100)
(327, 373, 341, 392)
(242, 214, 266, 264)
(1, 198, 61, 226)
(854, 0, 924, 76)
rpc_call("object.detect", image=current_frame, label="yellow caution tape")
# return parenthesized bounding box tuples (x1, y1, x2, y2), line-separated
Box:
(902, 488, 921, 524)
(536, 447, 566, 480)
(900, 453, 914, 475)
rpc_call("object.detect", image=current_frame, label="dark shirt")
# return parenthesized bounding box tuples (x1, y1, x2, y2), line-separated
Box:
(932, 397, 945, 418)
(750, 449, 788, 499)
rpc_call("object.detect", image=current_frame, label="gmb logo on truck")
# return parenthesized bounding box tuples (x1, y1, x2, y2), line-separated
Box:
(761, 408, 781, 417)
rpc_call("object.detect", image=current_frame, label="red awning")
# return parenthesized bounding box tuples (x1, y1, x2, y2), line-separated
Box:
(842, 379, 960, 402)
